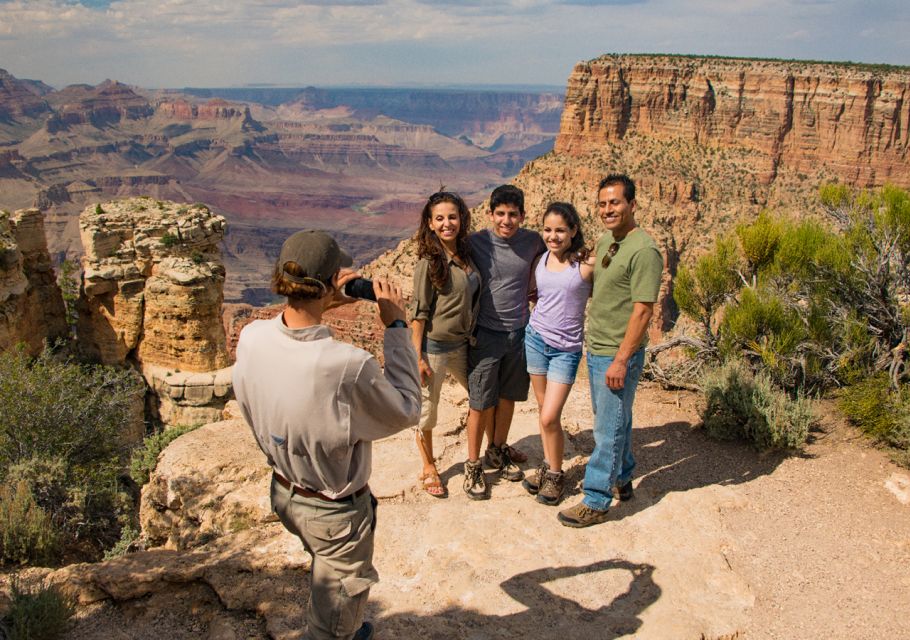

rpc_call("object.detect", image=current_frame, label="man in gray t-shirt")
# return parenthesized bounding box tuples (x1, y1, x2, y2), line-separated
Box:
(462, 184, 545, 500)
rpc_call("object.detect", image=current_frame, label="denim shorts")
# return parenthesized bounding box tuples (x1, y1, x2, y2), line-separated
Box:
(524, 325, 582, 385)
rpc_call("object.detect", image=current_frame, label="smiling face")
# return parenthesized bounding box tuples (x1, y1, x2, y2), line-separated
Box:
(489, 203, 524, 239)
(542, 211, 576, 258)
(430, 201, 461, 249)
(597, 184, 637, 237)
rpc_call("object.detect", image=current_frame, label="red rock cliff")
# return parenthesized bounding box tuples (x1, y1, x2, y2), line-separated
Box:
(556, 55, 910, 188)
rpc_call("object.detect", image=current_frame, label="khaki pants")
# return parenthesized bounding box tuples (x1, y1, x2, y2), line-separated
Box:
(418, 346, 469, 433)
(270, 477, 378, 640)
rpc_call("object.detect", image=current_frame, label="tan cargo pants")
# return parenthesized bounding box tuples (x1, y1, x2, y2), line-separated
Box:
(270, 476, 379, 640)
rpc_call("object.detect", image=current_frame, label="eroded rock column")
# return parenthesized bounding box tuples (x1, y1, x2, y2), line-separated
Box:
(78, 198, 232, 426)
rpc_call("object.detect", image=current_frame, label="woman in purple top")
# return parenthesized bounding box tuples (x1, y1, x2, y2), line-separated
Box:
(523, 202, 594, 506)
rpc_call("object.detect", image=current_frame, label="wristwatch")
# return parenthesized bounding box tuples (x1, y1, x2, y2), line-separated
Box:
(386, 319, 407, 329)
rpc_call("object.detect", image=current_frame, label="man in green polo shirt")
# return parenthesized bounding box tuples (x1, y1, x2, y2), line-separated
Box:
(558, 174, 663, 528)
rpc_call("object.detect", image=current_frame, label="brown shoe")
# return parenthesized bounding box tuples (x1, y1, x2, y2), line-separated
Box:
(484, 444, 524, 482)
(557, 501, 609, 528)
(615, 480, 633, 502)
(536, 470, 565, 506)
(463, 459, 488, 500)
(521, 460, 548, 495)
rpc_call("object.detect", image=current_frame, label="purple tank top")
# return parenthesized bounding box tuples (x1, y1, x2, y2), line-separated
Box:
(529, 251, 592, 352)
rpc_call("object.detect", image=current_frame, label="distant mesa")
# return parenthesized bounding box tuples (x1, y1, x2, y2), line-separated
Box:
(0, 67, 53, 120)
(556, 54, 910, 188)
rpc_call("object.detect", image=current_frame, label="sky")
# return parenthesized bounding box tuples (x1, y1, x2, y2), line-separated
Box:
(0, 0, 907, 89)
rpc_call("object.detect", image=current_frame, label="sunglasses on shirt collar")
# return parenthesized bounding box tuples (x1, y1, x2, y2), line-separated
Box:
(601, 242, 620, 269)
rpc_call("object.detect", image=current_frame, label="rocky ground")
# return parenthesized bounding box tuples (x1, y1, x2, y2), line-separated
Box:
(18, 376, 910, 640)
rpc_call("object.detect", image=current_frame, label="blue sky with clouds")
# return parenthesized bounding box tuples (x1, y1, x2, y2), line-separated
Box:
(0, 0, 907, 88)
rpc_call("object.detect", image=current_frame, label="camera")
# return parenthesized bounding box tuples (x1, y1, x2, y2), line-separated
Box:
(344, 278, 377, 302)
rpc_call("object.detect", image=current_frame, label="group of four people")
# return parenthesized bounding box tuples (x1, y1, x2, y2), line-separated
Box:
(411, 177, 662, 525)
(232, 173, 663, 640)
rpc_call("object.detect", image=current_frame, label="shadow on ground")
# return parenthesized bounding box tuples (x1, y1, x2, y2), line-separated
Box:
(513, 416, 787, 517)
(64, 552, 657, 640)
(368, 558, 659, 639)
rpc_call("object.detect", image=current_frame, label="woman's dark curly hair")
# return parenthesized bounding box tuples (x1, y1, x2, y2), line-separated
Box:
(543, 202, 591, 265)
(416, 191, 472, 290)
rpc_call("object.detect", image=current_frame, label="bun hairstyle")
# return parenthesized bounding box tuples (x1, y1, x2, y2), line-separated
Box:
(416, 191, 472, 291)
(543, 202, 591, 265)
(271, 261, 331, 300)
(270, 229, 351, 301)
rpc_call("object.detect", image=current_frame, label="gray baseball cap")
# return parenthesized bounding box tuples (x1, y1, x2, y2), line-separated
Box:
(277, 230, 353, 284)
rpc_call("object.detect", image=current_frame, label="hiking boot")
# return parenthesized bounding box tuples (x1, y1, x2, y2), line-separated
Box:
(557, 501, 609, 528)
(463, 459, 488, 500)
(353, 621, 374, 640)
(615, 480, 634, 502)
(536, 470, 565, 506)
(484, 444, 524, 482)
(522, 460, 548, 495)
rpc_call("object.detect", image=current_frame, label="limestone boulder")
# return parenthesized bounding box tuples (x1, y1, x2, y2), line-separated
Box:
(139, 411, 273, 550)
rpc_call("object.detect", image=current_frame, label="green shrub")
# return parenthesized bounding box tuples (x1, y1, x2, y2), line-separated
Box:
(0, 577, 75, 640)
(94, 203, 103, 215)
(672, 235, 741, 346)
(0, 480, 60, 565)
(159, 232, 178, 247)
(736, 211, 781, 277)
(701, 360, 813, 450)
(0, 346, 144, 563)
(103, 524, 140, 560)
(839, 375, 910, 454)
(129, 425, 200, 487)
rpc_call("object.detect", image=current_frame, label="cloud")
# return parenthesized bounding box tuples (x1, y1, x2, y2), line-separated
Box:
(557, 0, 645, 5)
(0, 0, 906, 88)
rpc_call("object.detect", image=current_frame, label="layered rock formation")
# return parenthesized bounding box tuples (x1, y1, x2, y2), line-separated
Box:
(556, 55, 910, 188)
(0, 208, 68, 354)
(45, 80, 154, 131)
(0, 68, 51, 120)
(78, 198, 231, 425)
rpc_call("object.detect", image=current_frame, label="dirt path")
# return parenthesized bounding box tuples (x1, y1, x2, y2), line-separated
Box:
(34, 378, 910, 640)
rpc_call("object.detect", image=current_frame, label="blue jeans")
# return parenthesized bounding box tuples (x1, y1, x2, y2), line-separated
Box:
(582, 349, 645, 511)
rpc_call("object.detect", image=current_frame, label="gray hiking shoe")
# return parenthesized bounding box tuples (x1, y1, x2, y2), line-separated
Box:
(557, 501, 609, 528)
(536, 470, 565, 506)
(522, 460, 548, 495)
(484, 444, 524, 482)
(463, 459, 488, 500)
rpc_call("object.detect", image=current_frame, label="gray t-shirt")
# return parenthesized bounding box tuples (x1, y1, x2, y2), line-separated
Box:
(468, 228, 545, 332)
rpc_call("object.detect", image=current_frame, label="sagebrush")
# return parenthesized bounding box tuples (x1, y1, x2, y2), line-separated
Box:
(0, 577, 74, 640)
(701, 360, 814, 450)
(0, 346, 144, 564)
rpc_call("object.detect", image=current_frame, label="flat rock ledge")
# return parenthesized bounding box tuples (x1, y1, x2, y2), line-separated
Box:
(44, 389, 757, 640)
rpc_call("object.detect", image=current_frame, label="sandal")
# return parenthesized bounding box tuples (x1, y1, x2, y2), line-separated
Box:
(419, 470, 447, 498)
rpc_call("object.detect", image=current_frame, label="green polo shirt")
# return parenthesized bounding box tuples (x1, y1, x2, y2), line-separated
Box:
(586, 228, 663, 356)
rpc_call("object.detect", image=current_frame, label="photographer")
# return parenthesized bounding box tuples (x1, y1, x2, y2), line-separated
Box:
(232, 230, 420, 640)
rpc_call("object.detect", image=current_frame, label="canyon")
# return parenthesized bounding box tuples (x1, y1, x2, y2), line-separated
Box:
(0, 70, 563, 304)
(2, 54, 910, 640)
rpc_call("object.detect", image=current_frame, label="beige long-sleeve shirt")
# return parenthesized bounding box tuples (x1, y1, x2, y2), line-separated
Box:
(232, 314, 421, 499)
